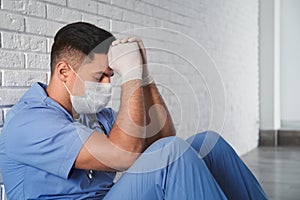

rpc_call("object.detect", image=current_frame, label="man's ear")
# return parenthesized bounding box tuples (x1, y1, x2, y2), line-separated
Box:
(55, 62, 72, 82)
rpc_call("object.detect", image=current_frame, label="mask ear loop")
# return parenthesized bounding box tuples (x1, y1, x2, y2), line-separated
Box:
(63, 64, 86, 96)
(68, 64, 85, 83)
(62, 64, 84, 95)
(62, 81, 72, 95)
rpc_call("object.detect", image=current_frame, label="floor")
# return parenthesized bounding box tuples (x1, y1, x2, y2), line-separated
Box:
(242, 147, 300, 200)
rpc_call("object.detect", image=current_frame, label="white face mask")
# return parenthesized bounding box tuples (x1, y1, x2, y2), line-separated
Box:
(63, 77, 112, 114)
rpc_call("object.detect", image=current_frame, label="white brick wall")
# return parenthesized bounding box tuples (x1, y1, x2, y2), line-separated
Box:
(0, 0, 259, 193)
(2, 32, 47, 52)
(0, 11, 25, 31)
(0, 50, 25, 69)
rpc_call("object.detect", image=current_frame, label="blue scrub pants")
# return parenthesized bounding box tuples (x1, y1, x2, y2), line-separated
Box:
(104, 131, 267, 200)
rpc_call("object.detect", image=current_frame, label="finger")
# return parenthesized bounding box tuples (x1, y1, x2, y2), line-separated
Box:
(128, 37, 145, 52)
(136, 40, 146, 56)
(112, 39, 121, 46)
(136, 40, 145, 49)
(120, 37, 130, 43)
(127, 36, 141, 43)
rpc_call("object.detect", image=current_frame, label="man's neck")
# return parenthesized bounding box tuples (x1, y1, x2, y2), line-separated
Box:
(46, 80, 72, 115)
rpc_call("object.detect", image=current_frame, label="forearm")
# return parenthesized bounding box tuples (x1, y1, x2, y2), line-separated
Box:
(109, 79, 145, 154)
(75, 80, 146, 172)
(143, 82, 176, 150)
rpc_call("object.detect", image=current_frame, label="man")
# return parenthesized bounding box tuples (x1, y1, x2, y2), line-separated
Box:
(0, 22, 267, 199)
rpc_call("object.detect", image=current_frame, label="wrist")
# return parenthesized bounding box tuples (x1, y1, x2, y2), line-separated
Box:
(142, 74, 154, 86)
(141, 64, 154, 86)
(121, 66, 143, 84)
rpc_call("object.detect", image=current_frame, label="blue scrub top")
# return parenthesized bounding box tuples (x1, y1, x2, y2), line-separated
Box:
(0, 82, 117, 199)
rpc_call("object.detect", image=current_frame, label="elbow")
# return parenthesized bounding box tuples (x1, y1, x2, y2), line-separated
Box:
(115, 150, 141, 172)
(108, 140, 143, 171)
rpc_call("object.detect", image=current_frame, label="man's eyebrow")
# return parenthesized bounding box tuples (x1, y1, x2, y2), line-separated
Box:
(93, 71, 114, 77)
(93, 71, 104, 75)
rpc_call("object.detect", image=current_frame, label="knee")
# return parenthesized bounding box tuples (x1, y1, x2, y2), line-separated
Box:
(187, 130, 220, 142)
(145, 136, 188, 153)
(200, 131, 233, 155)
(195, 131, 226, 145)
(196, 130, 221, 139)
(187, 131, 231, 157)
(128, 136, 191, 173)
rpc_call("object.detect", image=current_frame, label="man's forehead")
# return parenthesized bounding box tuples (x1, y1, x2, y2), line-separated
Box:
(87, 53, 108, 65)
(78, 53, 108, 73)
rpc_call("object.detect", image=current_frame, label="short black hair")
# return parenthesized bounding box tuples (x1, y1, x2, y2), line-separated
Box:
(50, 22, 115, 74)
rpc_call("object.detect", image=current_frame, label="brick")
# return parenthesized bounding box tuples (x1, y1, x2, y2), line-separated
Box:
(152, 7, 170, 20)
(0, 88, 27, 105)
(171, 3, 199, 19)
(140, 0, 160, 7)
(47, 4, 81, 22)
(122, 10, 161, 26)
(94, 0, 110, 3)
(47, 38, 54, 53)
(26, 53, 50, 70)
(129, 28, 171, 42)
(2, 0, 46, 17)
(41, 0, 67, 6)
(141, 0, 172, 12)
(82, 14, 110, 30)
(134, 1, 154, 16)
(112, 32, 130, 39)
(67, 0, 97, 14)
(0, 50, 25, 69)
(111, 20, 134, 34)
(161, 20, 183, 31)
(25, 17, 64, 37)
(111, 0, 135, 9)
(0, 11, 24, 31)
(2, 70, 47, 87)
(98, 4, 124, 20)
(2, 32, 47, 52)
(91, 0, 110, 3)
(167, 12, 182, 24)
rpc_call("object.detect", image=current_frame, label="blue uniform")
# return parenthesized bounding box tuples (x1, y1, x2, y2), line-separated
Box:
(0, 83, 117, 199)
(0, 82, 267, 199)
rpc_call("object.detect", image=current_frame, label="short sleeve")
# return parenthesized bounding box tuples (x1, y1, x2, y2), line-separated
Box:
(4, 108, 94, 179)
(110, 108, 118, 122)
(107, 108, 117, 125)
(96, 108, 118, 135)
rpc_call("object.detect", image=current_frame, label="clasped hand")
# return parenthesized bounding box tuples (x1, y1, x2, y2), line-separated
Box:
(108, 37, 153, 85)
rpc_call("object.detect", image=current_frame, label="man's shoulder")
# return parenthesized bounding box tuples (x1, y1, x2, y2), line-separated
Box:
(17, 82, 48, 103)
(3, 100, 72, 140)
(4, 103, 76, 137)
(5, 82, 72, 126)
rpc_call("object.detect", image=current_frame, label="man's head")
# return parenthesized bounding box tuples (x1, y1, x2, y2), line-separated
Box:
(51, 22, 115, 75)
(47, 22, 115, 113)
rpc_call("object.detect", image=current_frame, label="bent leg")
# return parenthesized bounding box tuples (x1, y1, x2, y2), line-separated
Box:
(104, 136, 227, 200)
(186, 131, 267, 200)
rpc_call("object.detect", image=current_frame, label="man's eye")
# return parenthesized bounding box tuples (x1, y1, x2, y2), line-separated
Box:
(94, 76, 102, 81)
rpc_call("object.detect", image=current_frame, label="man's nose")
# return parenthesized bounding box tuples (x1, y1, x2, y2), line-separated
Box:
(100, 67, 113, 83)
(100, 75, 111, 83)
